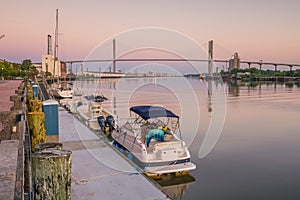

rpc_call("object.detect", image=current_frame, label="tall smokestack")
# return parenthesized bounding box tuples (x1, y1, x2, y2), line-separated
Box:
(47, 34, 53, 55)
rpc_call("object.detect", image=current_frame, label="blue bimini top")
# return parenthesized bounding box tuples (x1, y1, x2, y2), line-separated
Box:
(130, 105, 179, 121)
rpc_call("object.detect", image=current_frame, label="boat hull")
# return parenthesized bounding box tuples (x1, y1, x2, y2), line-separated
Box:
(77, 104, 115, 134)
(112, 140, 196, 177)
(52, 89, 73, 98)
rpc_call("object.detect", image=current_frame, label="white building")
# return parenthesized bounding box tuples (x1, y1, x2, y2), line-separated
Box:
(41, 55, 61, 77)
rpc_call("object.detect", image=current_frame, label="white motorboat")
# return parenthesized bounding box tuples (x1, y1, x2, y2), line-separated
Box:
(52, 88, 74, 98)
(111, 105, 196, 178)
(76, 97, 115, 133)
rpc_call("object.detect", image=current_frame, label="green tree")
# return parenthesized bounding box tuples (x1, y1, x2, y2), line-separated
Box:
(21, 59, 32, 70)
(20, 59, 39, 78)
(0, 60, 13, 78)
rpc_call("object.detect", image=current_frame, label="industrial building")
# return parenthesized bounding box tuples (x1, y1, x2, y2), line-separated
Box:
(228, 52, 240, 71)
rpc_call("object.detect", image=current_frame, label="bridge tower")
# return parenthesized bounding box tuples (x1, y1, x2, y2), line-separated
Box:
(113, 39, 116, 73)
(208, 40, 213, 76)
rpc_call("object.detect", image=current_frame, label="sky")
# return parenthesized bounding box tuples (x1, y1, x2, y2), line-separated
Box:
(0, 0, 300, 65)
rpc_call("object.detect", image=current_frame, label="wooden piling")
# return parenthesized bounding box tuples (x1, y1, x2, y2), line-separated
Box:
(35, 142, 63, 152)
(26, 81, 33, 103)
(27, 112, 46, 152)
(26, 91, 34, 103)
(32, 149, 72, 200)
(28, 100, 43, 112)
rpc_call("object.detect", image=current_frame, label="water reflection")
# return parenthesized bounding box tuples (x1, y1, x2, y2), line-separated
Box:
(70, 77, 300, 199)
(206, 79, 225, 112)
(226, 80, 300, 96)
(207, 80, 213, 112)
(155, 174, 195, 200)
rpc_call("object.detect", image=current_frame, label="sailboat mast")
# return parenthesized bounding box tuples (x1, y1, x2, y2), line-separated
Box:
(53, 9, 58, 77)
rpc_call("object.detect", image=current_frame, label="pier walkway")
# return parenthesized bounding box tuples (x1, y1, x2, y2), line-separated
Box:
(58, 108, 168, 200)
(0, 80, 23, 200)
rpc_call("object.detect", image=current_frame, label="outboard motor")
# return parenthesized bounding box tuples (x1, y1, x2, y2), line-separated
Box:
(97, 116, 106, 131)
(106, 115, 115, 131)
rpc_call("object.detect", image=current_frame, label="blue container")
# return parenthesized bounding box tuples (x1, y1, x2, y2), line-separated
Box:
(42, 100, 59, 136)
(32, 84, 39, 98)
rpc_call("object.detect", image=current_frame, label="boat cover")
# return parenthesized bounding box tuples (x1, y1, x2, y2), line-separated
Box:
(84, 95, 108, 102)
(130, 106, 179, 120)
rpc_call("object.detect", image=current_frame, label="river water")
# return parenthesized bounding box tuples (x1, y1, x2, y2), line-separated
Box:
(73, 77, 300, 200)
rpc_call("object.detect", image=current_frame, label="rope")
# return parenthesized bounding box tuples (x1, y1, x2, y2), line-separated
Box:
(72, 171, 127, 185)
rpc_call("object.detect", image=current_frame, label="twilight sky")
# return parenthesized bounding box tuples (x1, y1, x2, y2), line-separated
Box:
(0, 0, 299, 64)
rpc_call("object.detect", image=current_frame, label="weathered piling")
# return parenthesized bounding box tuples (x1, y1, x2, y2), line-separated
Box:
(27, 112, 46, 152)
(35, 142, 63, 152)
(28, 100, 43, 112)
(32, 149, 72, 200)
(26, 82, 34, 103)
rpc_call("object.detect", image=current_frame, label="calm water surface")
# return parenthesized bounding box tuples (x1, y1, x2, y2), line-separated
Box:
(74, 77, 300, 200)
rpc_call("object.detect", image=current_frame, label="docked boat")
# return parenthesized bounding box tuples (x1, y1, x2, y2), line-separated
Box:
(111, 105, 196, 178)
(76, 97, 115, 133)
(50, 81, 74, 98)
(51, 86, 74, 98)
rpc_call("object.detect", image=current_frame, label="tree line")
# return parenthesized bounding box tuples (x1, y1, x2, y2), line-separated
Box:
(221, 68, 300, 78)
(0, 59, 39, 79)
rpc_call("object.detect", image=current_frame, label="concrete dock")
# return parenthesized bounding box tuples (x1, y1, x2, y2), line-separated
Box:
(58, 108, 168, 200)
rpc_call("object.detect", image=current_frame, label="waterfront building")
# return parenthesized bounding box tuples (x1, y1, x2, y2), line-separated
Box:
(41, 54, 61, 77)
(229, 52, 240, 71)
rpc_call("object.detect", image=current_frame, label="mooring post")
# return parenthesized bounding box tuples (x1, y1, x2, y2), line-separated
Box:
(28, 100, 43, 112)
(26, 82, 34, 103)
(34, 142, 63, 152)
(32, 148, 72, 200)
(27, 112, 46, 152)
